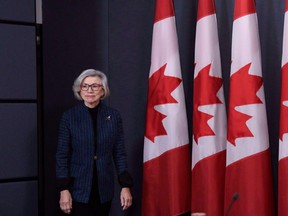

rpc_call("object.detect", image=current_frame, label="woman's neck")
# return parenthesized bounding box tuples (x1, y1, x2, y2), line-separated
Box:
(84, 101, 100, 108)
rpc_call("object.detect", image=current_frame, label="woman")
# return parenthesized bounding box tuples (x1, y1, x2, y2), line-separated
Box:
(56, 69, 133, 215)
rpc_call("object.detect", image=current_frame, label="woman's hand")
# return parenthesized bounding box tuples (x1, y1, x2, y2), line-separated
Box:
(120, 187, 132, 210)
(59, 190, 72, 214)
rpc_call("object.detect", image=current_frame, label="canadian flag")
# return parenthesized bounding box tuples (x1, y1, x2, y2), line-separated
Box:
(278, 1, 288, 215)
(225, 0, 274, 215)
(142, 0, 191, 215)
(191, 0, 226, 215)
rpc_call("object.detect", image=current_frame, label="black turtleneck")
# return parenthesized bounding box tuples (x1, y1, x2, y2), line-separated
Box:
(88, 105, 99, 155)
(87, 105, 101, 203)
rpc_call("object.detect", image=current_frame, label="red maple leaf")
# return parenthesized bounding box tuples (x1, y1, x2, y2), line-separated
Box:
(145, 64, 181, 142)
(193, 64, 223, 143)
(227, 63, 263, 145)
(280, 63, 288, 141)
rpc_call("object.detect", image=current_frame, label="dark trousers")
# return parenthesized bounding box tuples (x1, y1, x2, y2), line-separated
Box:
(71, 164, 111, 216)
(71, 200, 111, 216)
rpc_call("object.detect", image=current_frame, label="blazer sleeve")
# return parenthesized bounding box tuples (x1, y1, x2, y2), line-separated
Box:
(55, 112, 73, 189)
(112, 111, 127, 173)
(112, 110, 133, 188)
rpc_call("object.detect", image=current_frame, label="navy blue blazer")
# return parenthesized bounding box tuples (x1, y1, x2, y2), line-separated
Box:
(56, 102, 128, 203)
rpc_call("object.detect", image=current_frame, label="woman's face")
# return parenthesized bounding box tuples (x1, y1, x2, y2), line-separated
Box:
(80, 76, 104, 108)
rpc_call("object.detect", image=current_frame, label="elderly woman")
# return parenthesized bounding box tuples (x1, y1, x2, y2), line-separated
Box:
(56, 69, 133, 216)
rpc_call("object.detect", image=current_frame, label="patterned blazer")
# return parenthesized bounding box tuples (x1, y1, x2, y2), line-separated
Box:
(56, 102, 128, 203)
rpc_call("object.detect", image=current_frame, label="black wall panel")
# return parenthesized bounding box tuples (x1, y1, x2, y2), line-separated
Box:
(0, 1, 39, 215)
(0, 181, 38, 216)
(0, 24, 36, 99)
(0, 104, 37, 179)
(0, 0, 35, 23)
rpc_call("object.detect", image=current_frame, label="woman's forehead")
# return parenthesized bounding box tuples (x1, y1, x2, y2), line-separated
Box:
(83, 76, 101, 83)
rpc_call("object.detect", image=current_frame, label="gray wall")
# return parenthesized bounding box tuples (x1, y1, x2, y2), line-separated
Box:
(0, 0, 40, 216)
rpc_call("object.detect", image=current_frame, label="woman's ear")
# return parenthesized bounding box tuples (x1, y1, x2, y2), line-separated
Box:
(101, 92, 105, 100)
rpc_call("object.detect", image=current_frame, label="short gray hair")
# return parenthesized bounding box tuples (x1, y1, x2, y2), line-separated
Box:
(72, 69, 110, 100)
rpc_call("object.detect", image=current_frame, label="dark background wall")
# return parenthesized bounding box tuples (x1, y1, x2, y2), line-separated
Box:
(40, 0, 284, 215)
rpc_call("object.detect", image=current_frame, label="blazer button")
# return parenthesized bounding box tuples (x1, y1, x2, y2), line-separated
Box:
(94, 155, 97, 160)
